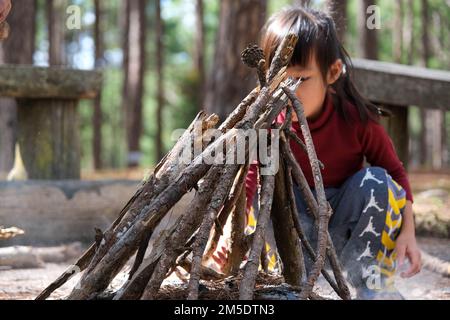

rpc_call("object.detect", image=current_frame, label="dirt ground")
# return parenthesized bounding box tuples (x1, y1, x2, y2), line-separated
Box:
(0, 235, 448, 300)
(0, 171, 449, 300)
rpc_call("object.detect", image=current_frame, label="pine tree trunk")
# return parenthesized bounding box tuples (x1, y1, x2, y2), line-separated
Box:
(204, 0, 267, 124)
(393, 0, 403, 63)
(358, 0, 378, 60)
(326, 0, 347, 43)
(46, 0, 66, 66)
(93, 0, 104, 169)
(293, 0, 312, 7)
(403, 0, 415, 65)
(195, 0, 205, 109)
(122, 0, 147, 167)
(419, 0, 430, 168)
(155, 0, 164, 162)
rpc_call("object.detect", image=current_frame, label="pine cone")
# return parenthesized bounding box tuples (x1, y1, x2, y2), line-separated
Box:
(241, 44, 265, 68)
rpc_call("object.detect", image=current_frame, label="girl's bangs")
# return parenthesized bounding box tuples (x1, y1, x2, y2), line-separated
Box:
(261, 9, 323, 69)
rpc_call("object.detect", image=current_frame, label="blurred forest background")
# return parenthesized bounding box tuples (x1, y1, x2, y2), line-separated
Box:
(0, 0, 449, 176)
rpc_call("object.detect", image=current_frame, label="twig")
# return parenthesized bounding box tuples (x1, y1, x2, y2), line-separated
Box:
(239, 170, 275, 300)
(187, 167, 238, 299)
(282, 85, 331, 300)
(283, 155, 339, 293)
(224, 187, 248, 275)
(285, 130, 325, 170)
(203, 164, 249, 263)
(267, 34, 298, 82)
(281, 133, 351, 299)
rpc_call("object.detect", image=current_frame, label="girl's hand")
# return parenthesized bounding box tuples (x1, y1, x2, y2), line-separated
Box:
(394, 230, 422, 278)
(0, 0, 11, 23)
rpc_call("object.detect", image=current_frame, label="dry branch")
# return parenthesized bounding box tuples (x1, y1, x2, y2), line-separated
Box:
(37, 32, 354, 301)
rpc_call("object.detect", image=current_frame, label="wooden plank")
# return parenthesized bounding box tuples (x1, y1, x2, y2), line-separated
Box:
(17, 98, 80, 179)
(0, 65, 102, 99)
(352, 58, 450, 110)
(378, 104, 409, 169)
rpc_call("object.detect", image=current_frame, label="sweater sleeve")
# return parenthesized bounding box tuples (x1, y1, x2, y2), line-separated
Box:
(359, 119, 414, 203)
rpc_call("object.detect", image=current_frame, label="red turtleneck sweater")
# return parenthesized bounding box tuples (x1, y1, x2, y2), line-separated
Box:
(245, 92, 414, 211)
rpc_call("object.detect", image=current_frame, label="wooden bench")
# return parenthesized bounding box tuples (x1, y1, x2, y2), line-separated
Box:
(352, 58, 450, 168)
(0, 65, 102, 179)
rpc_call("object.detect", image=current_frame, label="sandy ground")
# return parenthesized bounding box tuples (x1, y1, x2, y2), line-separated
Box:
(0, 236, 448, 300)
(0, 171, 448, 300)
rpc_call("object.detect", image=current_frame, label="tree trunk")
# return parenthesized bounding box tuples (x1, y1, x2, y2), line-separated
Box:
(358, 0, 378, 59)
(393, 0, 403, 63)
(122, 0, 147, 167)
(46, 0, 66, 66)
(155, 0, 164, 162)
(443, 113, 448, 168)
(421, 0, 443, 170)
(419, 0, 430, 168)
(404, 0, 416, 168)
(120, 0, 130, 168)
(204, 0, 267, 124)
(430, 110, 442, 170)
(195, 0, 205, 109)
(403, 0, 415, 65)
(326, 0, 347, 43)
(93, 0, 104, 169)
(293, 0, 312, 7)
(0, 0, 36, 177)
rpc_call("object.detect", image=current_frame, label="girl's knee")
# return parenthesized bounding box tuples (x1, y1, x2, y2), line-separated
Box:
(349, 166, 387, 188)
(368, 166, 387, 176)
(348, 167, 388, 199)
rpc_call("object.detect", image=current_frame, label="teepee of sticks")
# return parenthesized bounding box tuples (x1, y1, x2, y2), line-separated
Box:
(36, 33, 352, 300)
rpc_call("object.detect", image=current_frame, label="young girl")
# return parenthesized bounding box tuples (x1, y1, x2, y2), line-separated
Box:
(213, 6, 421, 300)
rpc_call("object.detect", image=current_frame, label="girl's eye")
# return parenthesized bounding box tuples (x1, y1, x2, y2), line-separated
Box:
(294, 76, 310, 82)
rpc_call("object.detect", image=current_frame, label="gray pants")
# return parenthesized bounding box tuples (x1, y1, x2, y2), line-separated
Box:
(293, 166, 406, 291)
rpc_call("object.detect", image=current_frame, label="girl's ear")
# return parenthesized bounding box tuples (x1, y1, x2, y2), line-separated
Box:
(327, 59, 343, 85)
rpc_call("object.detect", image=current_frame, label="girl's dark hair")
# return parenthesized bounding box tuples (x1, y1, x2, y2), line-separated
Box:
(260, 6, 390, 124)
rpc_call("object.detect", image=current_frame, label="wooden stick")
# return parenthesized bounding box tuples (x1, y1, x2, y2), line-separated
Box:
(141, 165, 239, 300)
(187, 167, 238, 299)
(283, 164, 307, 281)
(270, 158, 304, 287)
(267, 34, 298, 82)
(36, 112, 213, 300)
(85, 112, 218, 275)
(177, 257, 225, 281)
(282, 85, 333, 300)
(223, 187, 248, 275)
(283, 156, 338, 292)
(260, 234, 270, 273)
(286, 130, 325, 170)
(202, 164, 248, 263)
(116, 166, 225, 300)
(281, 132, 351, 299)
(218, 88, 259, 132)
(47, 32, 305, 301)
(239, 171, 275, 300)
